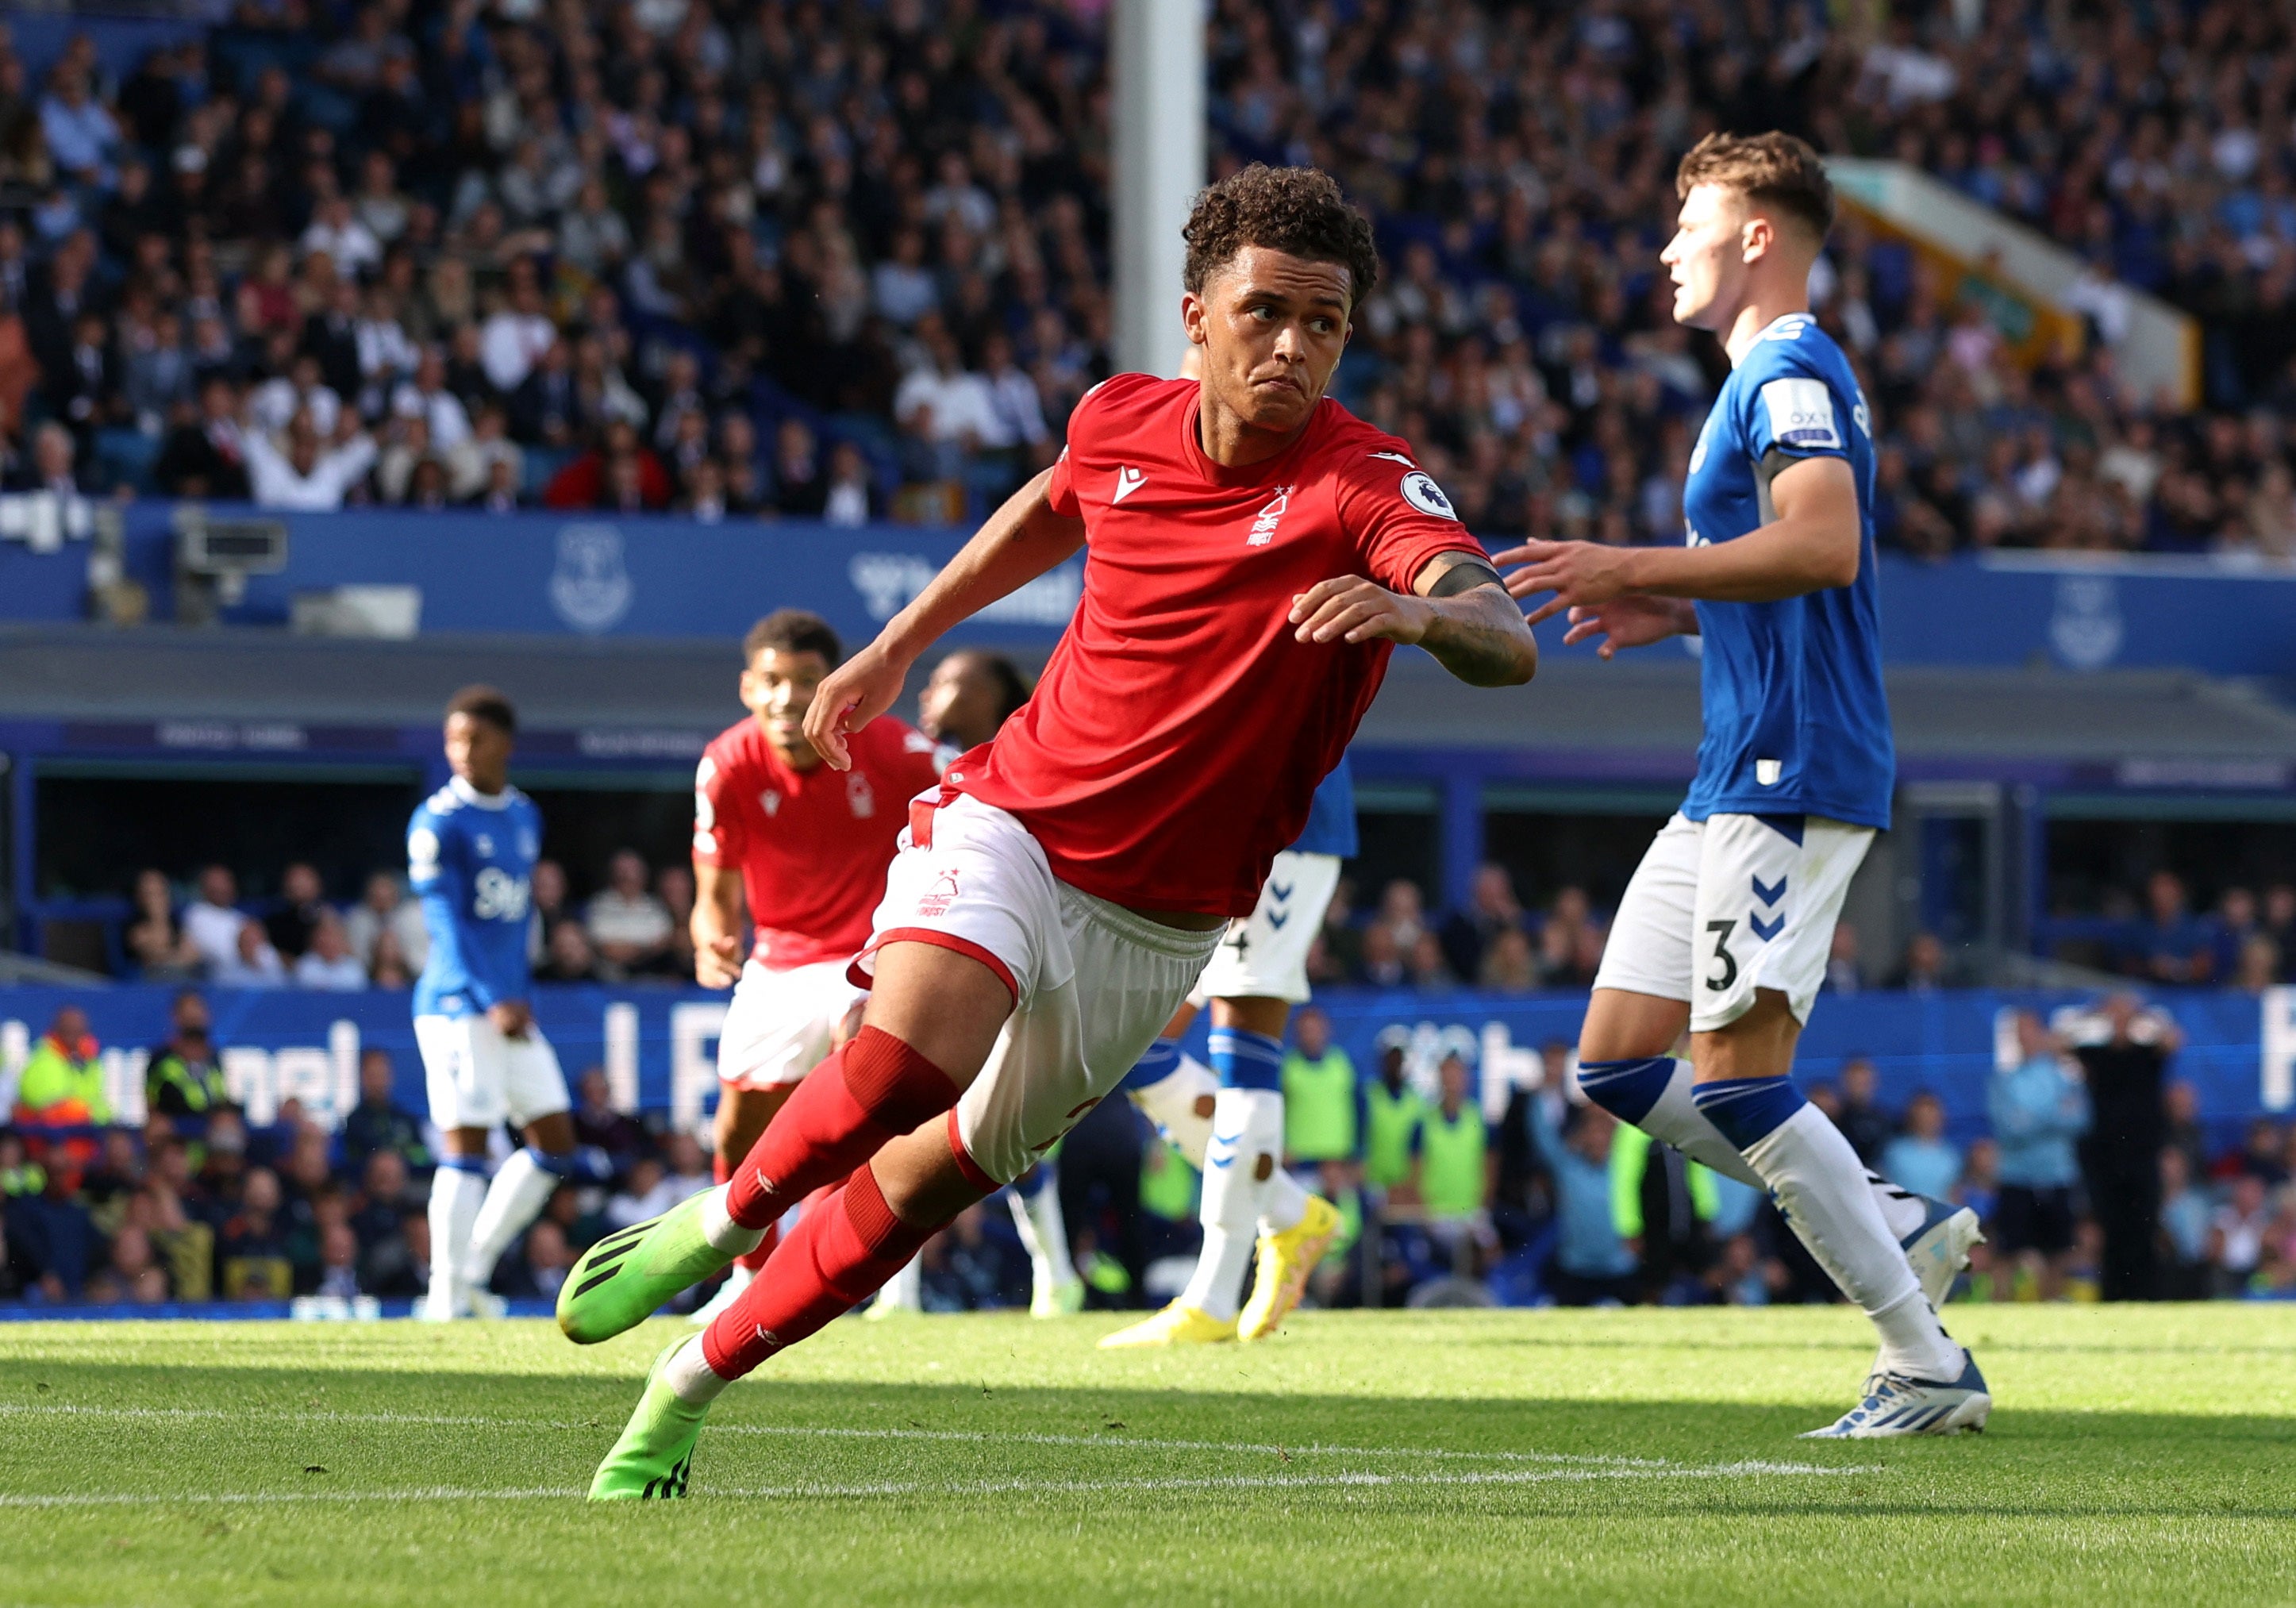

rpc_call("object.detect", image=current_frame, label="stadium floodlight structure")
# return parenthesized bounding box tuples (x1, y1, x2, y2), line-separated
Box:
(1111, 0, 1206, 382)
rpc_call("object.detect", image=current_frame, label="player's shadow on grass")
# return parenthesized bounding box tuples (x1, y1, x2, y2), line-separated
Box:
(6, 1358, 2292, 1514)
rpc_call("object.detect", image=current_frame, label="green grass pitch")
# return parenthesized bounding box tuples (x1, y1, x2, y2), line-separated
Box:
(2, 1305, 2292, 1606)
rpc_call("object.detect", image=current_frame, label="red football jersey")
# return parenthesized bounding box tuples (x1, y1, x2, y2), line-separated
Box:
(953, 372, 1483, 917)
(694, 714, 944, 968)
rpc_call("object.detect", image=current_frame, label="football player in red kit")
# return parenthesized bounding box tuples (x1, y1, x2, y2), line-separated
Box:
(684, 609, 943, 1323)
(563, 164, 1536, 1499)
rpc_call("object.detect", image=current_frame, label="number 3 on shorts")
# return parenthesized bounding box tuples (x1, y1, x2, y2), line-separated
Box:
(1704, 918, 1738, 992)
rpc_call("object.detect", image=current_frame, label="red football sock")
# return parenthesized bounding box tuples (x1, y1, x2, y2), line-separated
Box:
(722, 1028, 958, 1231)
(701, 1164, 936, 1380)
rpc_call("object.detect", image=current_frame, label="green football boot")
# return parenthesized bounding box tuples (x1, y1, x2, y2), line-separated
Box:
(589, 1339, 713, 1500)
(559, 1190, 734, 1345)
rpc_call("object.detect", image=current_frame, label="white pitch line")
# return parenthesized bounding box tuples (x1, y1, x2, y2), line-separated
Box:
(0, 1460, 1879, 1510)
(0, 1403, 1670, 1468)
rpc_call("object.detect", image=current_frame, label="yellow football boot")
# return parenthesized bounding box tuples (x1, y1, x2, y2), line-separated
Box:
(1095, 1301, 1237, 1348)
(1237, 1194, 1341, 1341)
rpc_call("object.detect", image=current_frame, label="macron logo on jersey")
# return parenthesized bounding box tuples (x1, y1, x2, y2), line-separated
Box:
(1760, 377, 1842, 452)
(1112, 466, 1147, 504)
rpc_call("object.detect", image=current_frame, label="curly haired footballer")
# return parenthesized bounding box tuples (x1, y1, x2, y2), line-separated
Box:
(1183, 163, 1382, 309)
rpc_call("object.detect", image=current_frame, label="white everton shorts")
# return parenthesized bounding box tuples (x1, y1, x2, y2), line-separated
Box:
(1594, 811, 1873, 1033)
(717, 957, 867, 1091)
(415, 1013, 571, 1130)
(852, 790, 1221, 1187)
(1189, 848, 1341, 1006)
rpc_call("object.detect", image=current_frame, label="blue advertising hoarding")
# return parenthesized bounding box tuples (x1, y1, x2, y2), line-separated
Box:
(5, 503, 2296, 675)
(4, 983, 2289, 1155)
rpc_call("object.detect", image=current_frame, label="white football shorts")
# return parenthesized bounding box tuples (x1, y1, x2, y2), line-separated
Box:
(1594, 810, 1873, 1033)
(851, 790, 1221, 1187)
(716, 957, 867, 1091)
(415, 1012, 570, 1131)
(1189, 848, 1341, 1006)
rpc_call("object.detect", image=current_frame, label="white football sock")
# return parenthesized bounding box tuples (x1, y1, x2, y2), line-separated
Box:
(1743, 1105, 1962, 1380)
(875, 1257, 921, 1312)
(1260, 1166, 1308, 1236)
(1179, 1088, 1283, 1322)
(1125, 1053, 1219, 1166)
(1008, 1180, 1077, 1291)
(461, 1148, 561, 1288)
(425, 1162, 486, 1312)
(699, 1183, 767, 1256)
(665, 1331, 730, 1403)
(1623, 1058, 1929, 1242)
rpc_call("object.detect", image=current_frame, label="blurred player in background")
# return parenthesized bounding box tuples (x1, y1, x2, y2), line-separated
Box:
(559, 163, 1536, 1498)
(411, 686, 575, 1320)
(686, 610, 944, 1325)
(868, 648, 1089, 1318)
(1499, 133, 1986, 1437)
(1099, 756, 1352, 1347)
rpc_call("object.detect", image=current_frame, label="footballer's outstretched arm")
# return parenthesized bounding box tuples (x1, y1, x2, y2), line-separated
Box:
(806, 468, 1086, 767)
(1288, 550, 1537, 687)
(1495, 454, 1860, 626)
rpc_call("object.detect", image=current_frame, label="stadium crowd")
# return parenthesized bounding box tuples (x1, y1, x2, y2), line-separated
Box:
(0, 2, 2291, 558)
(97, 852, 2296, 994)
(6, 986, 2294, 1310)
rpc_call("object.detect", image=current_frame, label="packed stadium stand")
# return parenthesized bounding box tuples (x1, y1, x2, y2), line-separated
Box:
(2, 1, 2294, 1320)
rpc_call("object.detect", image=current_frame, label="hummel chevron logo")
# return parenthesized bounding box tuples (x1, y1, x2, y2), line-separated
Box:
(1749, 912, 1786, 942)
(1267, 910, 1290, 930)
(1112, 466, 1147, 503)
(1752, 875, 1787, 906)
(1271, 881, 1294, 901)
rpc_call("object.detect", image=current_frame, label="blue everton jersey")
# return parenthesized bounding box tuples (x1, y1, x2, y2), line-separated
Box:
(409, 777, 542, 1018)
(1679, 313, 1893, 830)
(1289, 756, 1358, 858)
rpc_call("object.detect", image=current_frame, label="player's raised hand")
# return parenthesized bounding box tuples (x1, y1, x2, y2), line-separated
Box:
(1290, 575, 1435, 646)
(803, 641, 908, 770)
(1560, 596, 1697, 659)
(1490, 537, 1639, 627)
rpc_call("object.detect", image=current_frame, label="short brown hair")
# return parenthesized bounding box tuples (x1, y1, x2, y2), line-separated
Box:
(744, 609, 841, 667)
(1183, 164, 1380, 309)
(1675, 131, 1836, 243)
(444, 683, 516, 734)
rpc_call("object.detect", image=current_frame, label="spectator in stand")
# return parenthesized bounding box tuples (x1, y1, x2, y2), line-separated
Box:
(244, 410, 376, 511)
(144, 991, 229, 1121)
(181, 864, 246, 972)
(1990, 1012, 2092, 1302)
(344, 871, 427, 978)
(1536, 887, 1605, 988)
(340, 1048, 427, 1173)
(1825, 924, 1864, 994)
(2131, 871, 2217, 986)
(570, 1068, 643, 1179)
(293, 911, 367, 991)
(1478, 926, 1540, 994)
(1832, 1056, 1894, 1167)
(152, 373, 252, 500)
(368, 929, 414, 990)
(1438, 862, 1525, 983)
(217, 1165, 290, 1300)
(2156, 1148, 2213, 1301)
(585, 849, 671, 980)
(125, 869, 201, 979)
(537, 919, 601, 984)
(2264, 887, 2296, 983)
(1891, 931, 1954, 992)
(213, 921, 287, 989)
(1880, 1092, 1962, 1204)
(820, 440, 879, 527)
(264, 862, 327, 960)
(768, 418, 826, 517)
(2209, 1175, 2270, 1295)
(653, 865, 697, 979)
(2075, 993, 2184, 1301)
